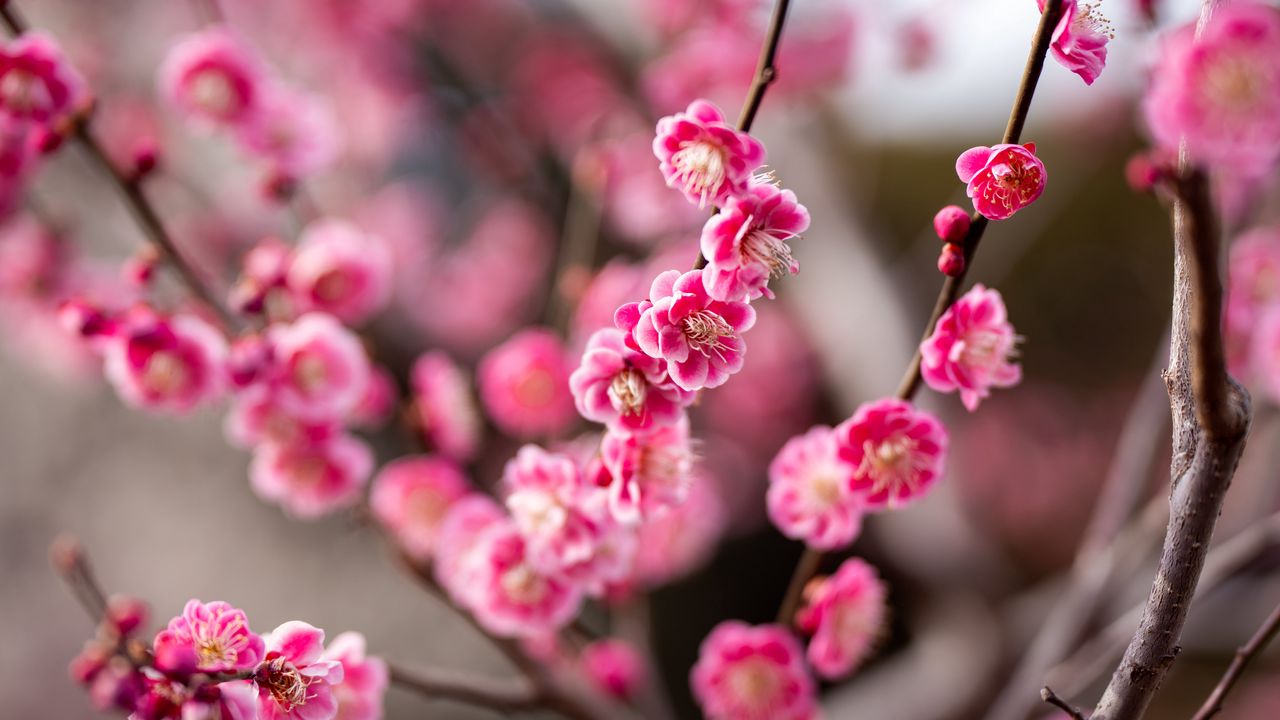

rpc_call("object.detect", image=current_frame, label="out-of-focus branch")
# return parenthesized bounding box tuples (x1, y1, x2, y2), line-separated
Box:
(49, 535, 108, 624)
(388, 662, 543, 713)
(1041, 686, 1086, 720)
(1191, 600, 1280, 720)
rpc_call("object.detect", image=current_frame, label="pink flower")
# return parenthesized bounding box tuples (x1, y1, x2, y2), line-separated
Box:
(502, 445, 604, 574)
(0, 32, 86, 125)
(102, 308, 227, 413)
(631, 470, 726, 590)
(701, 180, 809, 302)
(159, 26, 267, 128)
(1249, 305, 1280, 404)
(1226, 226, 1280, 375)
(236, 86, 342, 178)
(581, 639, 647, 701)
(254, 621, 344, 720)
(653, 99, 765, 208)
(796, 558, 887, 680)
(1039, 0, 1112, 85)
(920, 284, 1022, 411)
(468, 519, 584, 638)
(410, 351, 481, 461)
(370, 455, 470, 563)
(152, 600, 265, 674)
(1144, 2, 1280, 174)
(570, 327, 692, 433)
(955, 143, 1047, 221)
(250, 434, 373, 519)
(224, 388, 337, 450)
(477, 328, 576, 439)
(690, 622, 818, 720)
(132, 676, 260, 720)
(599, 417, 695, 524)
(767, 426, 864, 551)
(266, 313, 371, 421)
(617, 269, 755, 391)
(434, 494, 506, 610)
(320, 632, 388, 720)
(349, 365, 395, 428)
(835, 398, 948, 510)
(285, 220, 391, 325)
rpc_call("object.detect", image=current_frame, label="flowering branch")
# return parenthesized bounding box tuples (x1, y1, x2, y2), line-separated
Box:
(1190, 599, 1280, 720)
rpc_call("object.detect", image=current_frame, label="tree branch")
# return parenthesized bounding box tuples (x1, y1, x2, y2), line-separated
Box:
(388, 662, 544, 713)
(1190, 600, 1280, 720)
(1041, 686, 1086, 720)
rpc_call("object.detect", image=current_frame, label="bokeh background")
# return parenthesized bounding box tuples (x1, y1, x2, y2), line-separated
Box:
(3, 0, 1280, 718)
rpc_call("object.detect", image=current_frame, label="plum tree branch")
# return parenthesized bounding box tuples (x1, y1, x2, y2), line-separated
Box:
(1190, 599, 1280, 720)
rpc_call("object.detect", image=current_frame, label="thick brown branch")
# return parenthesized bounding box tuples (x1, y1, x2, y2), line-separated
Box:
(1190, 600, 1280, 720)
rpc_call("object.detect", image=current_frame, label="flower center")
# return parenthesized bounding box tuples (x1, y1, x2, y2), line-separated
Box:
(671, 140, 727, 208)
(143, 351, 190, 396)
(608, 368, 648, 416)
(1203, 53, 1273, 120)
(0, 69, 49, 113)
(191, 71, 235, 117)
(858, 434, 928, 498)
(313, 269, 351, 303)
(500, 563, 548, 605)
(408, 488, 448, 529)
(681, 311, 733, 356)
(1073, 3, 1114, 39)
(983, 155, 1042, 210)
(725, 658, 781, 710)
(809, 470, 843, 506)
(259, 656, 312, 713)
(292, 353, 330, 394)
(514, 368, 555, 409)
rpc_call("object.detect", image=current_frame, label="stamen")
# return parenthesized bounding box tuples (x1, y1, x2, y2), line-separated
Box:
(681, 311, 734, 356)
(608, 368, 648, 416)
(671, 140, 728, 208)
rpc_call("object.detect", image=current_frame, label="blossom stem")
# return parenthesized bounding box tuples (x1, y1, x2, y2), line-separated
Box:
(1041, 686, 1087, 720)
(49, 535, 108, 624)
(1190, 599, 1280, 720)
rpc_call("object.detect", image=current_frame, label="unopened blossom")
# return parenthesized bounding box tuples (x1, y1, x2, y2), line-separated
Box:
(599, 416, 695, 524)
(653, 99, 765, 208)
(250, 434, 373, 519)
(1144, 2, 1280, 174)
(690, 621, 818, 720)
(1039, 0, 1112, 85)
(581, 639, 648, 701)
(796, 558, 887, 680)
(920, 284, 1022, 411)
(617, 269, 755, 391)
(236, 86, 342, 178)
(502, 444, 605, 574)
(478, 328, 576, 439)
(151, 600, 265, 674)
(0, 32, 86, 125)
(434, 494, 506, 610)
(266, 313, 371, 421)
(411, 351, 481, 461)
(956, 143, 1046, 221)
(102, 309, 228, 414)
(286, 220, 391, 325)
(370, 455, 470, 562)
(320, 632, 388, 720)
(570, 327, 692, 433)
(469, 519, 585, 638)
(631, 470, 726, 589)
(767, 425, 864, 551)
(701, 180, 809, 302)
(835, 398, 948, 510)
(254, 621, 344, 720)
(158, 26, 267, 128)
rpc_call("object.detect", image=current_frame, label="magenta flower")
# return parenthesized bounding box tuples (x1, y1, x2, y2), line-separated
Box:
(478, 328, 576, 439)
(1039, 0, 1112, 85)
(653, 99, 765, 208)
(617, 269, 755, 392)
(701, 180, 810, 302)
(502, 445, 605, 575)
(434, 494, 506, 610)
(102, 309, 227, 414)
(249, 434, 373, 519)
(158, 26, 266, 128)
(1144, 2, 1280, 174)
(599, 417, 695, 524)
(570, 327, 692, 433)
(152, 600, 265, 674)
(319, 632, 388, 720)
(0, 32, 86, 125)
(236, 86, 342, 178)
(370, 455, 471, 563)
(920, 284, 1022, 411)
(835, 398, 948, 510)
(581, 639, 648, 701)
(956, 143, 1046, 221)
(468, 519, 585, 638)
(265, 313, 371, 422)
(796, 558, 887, 680)
(224, 387, 337, 451)
(411, 351, 482, 462)
(254, 621, 344, 720)
(767, 425, 864, 551)
(690, 622, 818, 720)
(286, 220, 391, 325)
(1249, 306, 1280, 405)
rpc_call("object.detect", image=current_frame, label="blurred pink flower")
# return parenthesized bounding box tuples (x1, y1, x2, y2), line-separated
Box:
(249, 433, 372, 518)
(701, 180, 809, 302)
(1039, 0, 1111, 85)
(236, 85, 343, 178)
(286, 220, 391, 324)
(102, 308, 227, 414)
(836, 398, 948, 510)
(158, 26, 267, 128)
(581, 638, 647, 701)
(1226, 226, 1280, 376)
(478, 328, 576, 439)
(570, 327, 692, 433)
(502, 445, 605, 575)
(320, 632, 388, 720)
(256, 621, 344, 720)
(599, 415, 695, 524)
(370, 455, 471, 563)
(598, 132, 704, 245)
(0, 31, 86, 125)
(571, 259, 648, 348)
(767, 425, 863, 551)
(468, 519, 584, 638)
(265, 313, 371, 422)
(152, 600, 265, 674)
(796, 558, 886, 680)
(1249, 305, 1280, 404)
(690, 621, 818, 720)
(653, 99, 764, 209)
(630, 471, 726, 590)
(411, 351, 481, 461)
(956, 143, 1047, 221)
(920, 283, 1022, 411)
(434, 494, 506, 609)
(349, 364, 395, 428)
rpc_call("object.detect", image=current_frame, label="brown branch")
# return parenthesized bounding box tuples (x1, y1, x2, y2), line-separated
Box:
(1191, 600, 1280, 720)
(388, 662, 544, 714)
(49, 534, 109, 625)
(1041, 686, 1086, 720)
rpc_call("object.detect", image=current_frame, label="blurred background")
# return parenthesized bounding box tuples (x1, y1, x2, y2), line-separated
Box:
(2, 0, 1280, 718)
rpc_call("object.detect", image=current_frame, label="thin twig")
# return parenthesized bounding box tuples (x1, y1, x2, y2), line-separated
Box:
(49, 534, 108, 624)
(1041, 686, 1086, 720)
(388, 662, 543, 713)
(1190, 600, 1280, 720)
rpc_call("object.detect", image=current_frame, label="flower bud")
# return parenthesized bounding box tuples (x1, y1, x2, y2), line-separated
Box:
(104, 595, 150, 639)
(932, 205, 971, 244)
(937, 244, 965, 277)
(88, 658, 144, 713)
(130, 140, 160, 182)
(69, 640, 111, 685)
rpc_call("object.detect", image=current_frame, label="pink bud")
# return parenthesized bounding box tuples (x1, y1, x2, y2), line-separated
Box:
(1125, 152, 1165, 194)
(58, 298, 117, 337)
(581, 639, 647, 700)
(932, 205, 971, 244)
(69, 641, 111, 685)
(104, 595, 150, 638)
(122, 248, 159, 289)
(152, 637, 199, 678)
(131, 140, 160, 181)
(88, 658, 144, 712)
(937, 244, 965, 277)
(261, 171, 297, 203)
(32, 126, 65, 155)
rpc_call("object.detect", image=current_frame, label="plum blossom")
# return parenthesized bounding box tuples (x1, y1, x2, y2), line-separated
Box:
(956, 143, 1047, 221)
(1226, 226, 1280, 375)
(570, 327, 692, 433)
(159, 26, 267, 128)
(1143, 2, 1280, 174)
(599, 416, 694, 524)
(835, 398, 948, 510)
(581, 639, 647, 701)
(617, 269, 755, 392)
(224, 387, 337, 450)
(478, 328, 576, 439)
(0, 32, 86, 125)
(320, 632, 388, 720)
(796, 558, 887, 680)
(502, 445, 605, 574)
(102, 308, 227, 414)
(286, 220, 391, 325)
(701, 180, 809, 302)
(434, 494, 506, 610)
(152, 600, 265, 674)
(370, 455, 470, 562)
(690, 622, 818, 720)
(468, 519, 584, 638)
(767, 425, 864, 551)
(265, 313, 371, 421)
(653, 99, 764, 208)
(630, 470, 726, 590)
(920, 284, 1022, 411)
(254, 622, 344, 720)
(1249, 306, 1280, 404)
(250, 434, 373, 518)
(1039, 0, 1112, 85)
(236, 86, 343, 178)
(411, 351, 481, 461)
